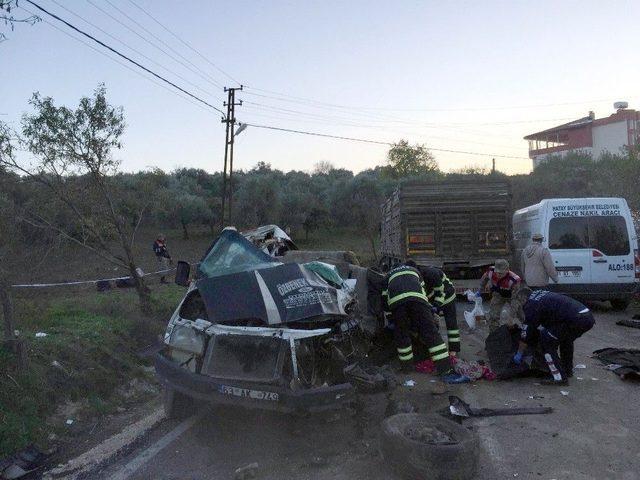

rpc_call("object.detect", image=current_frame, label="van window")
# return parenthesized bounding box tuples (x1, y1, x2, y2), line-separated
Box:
(589, 216, 630, 255)
(549, 218, 589, 249)
(549, 216, 629, 255)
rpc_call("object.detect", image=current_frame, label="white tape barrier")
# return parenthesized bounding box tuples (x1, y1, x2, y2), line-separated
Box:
(10, 263, 197, 289)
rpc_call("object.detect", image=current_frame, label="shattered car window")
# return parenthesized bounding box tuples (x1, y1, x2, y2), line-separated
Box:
(198, 229, 281, 278)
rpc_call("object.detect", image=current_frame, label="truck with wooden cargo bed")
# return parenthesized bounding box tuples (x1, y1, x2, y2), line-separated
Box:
(379, 179, 512, 293)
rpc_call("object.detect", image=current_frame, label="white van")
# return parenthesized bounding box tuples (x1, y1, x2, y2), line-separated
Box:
(513, 198, 639, 309)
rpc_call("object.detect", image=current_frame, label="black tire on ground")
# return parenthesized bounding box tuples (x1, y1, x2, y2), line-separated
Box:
(379, 413, 479, 480)
(610, 299, 630, 311)
(163, 385, 194, 420)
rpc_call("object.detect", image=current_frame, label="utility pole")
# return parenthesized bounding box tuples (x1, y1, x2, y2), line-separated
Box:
(220, 85, 243, 229)
(491, 158, 496, 174)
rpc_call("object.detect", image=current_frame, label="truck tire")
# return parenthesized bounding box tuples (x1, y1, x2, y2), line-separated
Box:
(163, 385, 194, 420)
(610, 299, 630, 311)
(379, 413, 479, 480)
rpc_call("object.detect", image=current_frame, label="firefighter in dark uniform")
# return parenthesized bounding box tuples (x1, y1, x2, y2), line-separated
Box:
(382, 261, 467, 384)
(417, 263, 460, 355)
(512, 287, 595, 385)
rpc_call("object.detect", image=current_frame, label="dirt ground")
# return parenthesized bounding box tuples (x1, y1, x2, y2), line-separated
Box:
(90, 300, 640, 480)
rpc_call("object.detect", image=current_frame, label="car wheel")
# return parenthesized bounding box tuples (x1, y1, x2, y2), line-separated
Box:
(610, 299, 630, 311)
(379, 413, 479, 480)
(163, 385, 194, 420)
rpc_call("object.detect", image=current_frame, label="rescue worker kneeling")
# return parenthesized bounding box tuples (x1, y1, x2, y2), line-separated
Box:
(512, 286, 595, 385)
(383, 261, 467, 384)
(414, 262, 460, 355)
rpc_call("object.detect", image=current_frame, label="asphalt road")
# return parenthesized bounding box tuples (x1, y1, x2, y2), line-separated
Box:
(94, 302, 640, 480)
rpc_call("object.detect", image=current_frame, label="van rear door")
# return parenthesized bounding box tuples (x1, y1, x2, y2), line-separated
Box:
(588, 215, 635, 284)
(547, 216, 591, 285)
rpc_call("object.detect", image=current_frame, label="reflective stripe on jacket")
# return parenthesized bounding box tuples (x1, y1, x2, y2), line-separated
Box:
(382, 265, 429, 309)
(419, 266, 456, 307)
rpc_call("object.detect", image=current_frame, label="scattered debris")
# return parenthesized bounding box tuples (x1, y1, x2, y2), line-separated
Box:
(403, 380, 416, 387)
(616, 318, 640, 329)
(234, 462, 259, 480)
(528, 395, 545, 399)
(576, 377, 584, 381)
(34, 332, 48, 338)
(560, 391, 569, 396)
(343, 363, 393, 393)
(65, 419, 74, 425)
(593, 348, 640, 381)
(591, 378, 598, 381)
(448, 395, 553, 418)
(575, 364, 586, 369)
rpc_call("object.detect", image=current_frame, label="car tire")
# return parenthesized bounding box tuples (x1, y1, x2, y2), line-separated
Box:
(163, 385, 194, 420)
(610, 299, 630, 311)
(379, 413, 479, 480)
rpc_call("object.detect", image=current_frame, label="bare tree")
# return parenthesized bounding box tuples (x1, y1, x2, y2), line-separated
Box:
(0, 85, 153, 315)
(0, 0, 39, 43)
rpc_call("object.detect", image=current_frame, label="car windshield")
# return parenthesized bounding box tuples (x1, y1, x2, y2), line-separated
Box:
(197, 229, 281, 278)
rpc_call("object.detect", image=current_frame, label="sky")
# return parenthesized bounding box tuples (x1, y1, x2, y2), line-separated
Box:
(1, 0, 639, 175)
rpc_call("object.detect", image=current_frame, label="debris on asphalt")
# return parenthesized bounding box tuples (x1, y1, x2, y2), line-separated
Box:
(448, 395, 553, 418)
(560, 391, 569, 396)
(528, 395, 545, 399)
(403, 380, 416, 387)
(234, 462, 259, 480)
(591, 378, 598, 381)
(65, 419, 74, 425)
(343, 363, 393, 393)
(575, 364, 586, 369)
(593, 348, 640, 381)
(616, 318, 640, 329)
(576, 377, 584, 380)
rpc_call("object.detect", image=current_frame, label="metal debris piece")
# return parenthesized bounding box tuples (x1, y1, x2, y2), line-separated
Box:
(448, 396, 553, 418)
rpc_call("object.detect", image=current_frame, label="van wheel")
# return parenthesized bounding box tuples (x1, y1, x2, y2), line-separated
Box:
(379, 413, 479, 480)
(610, 299, 630, 311)
(163, 385, 194, 420)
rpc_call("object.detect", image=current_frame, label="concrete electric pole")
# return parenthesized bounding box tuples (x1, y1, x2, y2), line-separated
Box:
(220, 85, 243, 228)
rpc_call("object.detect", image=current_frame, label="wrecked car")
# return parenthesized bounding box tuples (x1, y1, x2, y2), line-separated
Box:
(155, 229, 372, 417)
(241, 224, 297, 257)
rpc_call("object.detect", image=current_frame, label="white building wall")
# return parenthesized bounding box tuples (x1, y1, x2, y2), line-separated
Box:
(592, 121, 628, 158)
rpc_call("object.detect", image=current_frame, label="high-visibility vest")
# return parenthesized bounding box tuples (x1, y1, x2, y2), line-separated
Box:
(382, 265, 429, 309)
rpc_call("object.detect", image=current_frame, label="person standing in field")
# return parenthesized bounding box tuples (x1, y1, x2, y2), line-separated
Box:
(522, 233, 558, 290)
(153, 233, 172, 284)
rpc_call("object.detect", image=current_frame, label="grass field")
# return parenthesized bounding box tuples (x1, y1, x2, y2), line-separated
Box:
(0, 285, 185, 457)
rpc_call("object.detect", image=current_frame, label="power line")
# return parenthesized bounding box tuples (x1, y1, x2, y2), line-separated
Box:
(244, 86, 619, 113)
(24, 0, 226, 116)
(242, 123, 530, 160)
(126, 0, 241, 86)
(47, 0, 218, 100)
(85, 0, 224, 91)
(19, 4, 214, 116)
(102, 0, 227, 89)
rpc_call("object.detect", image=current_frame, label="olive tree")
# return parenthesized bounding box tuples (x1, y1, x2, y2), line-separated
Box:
(0, 85, 153, 315)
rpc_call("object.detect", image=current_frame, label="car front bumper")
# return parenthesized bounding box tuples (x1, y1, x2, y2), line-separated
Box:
(155, 351, 356, 414)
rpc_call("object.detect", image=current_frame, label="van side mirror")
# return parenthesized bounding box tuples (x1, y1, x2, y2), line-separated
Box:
(175, 261, 191, 287)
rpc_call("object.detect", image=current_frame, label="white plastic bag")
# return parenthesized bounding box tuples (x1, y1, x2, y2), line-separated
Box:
(463, 293, 485, 330)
